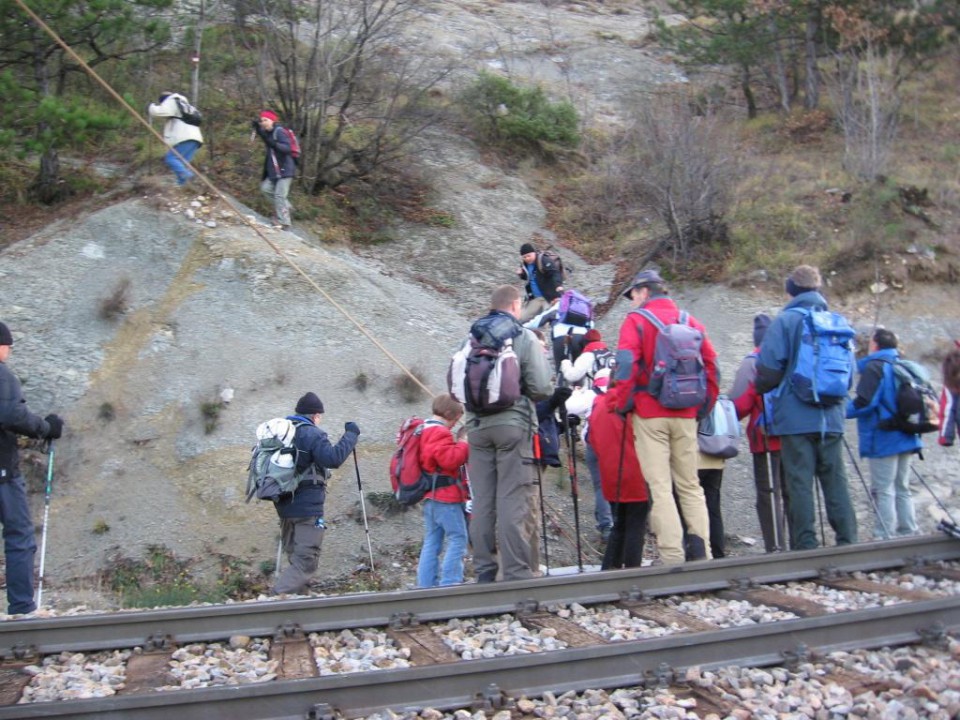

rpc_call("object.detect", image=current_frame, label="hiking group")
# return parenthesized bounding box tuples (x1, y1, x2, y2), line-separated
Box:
(3, 252, 959, 612)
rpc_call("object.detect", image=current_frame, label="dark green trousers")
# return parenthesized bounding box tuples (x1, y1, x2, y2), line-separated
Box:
(781, 433, 858, 550)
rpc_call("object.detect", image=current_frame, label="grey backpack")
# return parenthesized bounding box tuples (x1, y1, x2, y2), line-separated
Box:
(634, 309, 707, 409)
(246, 418, 308, 502)
(697, 396, 740, 459)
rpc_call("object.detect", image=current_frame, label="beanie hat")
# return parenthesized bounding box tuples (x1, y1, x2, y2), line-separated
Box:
(295, 392, 324, 415)
(584, 328, 602, 344)
(785, 265, 822, 297)
(753, 313, 772, 347)
(260, 110, 279, 122)
(0, 321, 11, 346)
(519, 242, 537, 256)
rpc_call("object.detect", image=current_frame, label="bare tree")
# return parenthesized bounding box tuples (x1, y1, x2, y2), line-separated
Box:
(617, 91, 737, 261)
(251, 0, 451, 193)
(824, 42, 901, 181)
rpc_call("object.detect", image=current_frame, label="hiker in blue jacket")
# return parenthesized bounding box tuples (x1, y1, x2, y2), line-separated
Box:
(755, 265, 858, 550)
(846, 328, 921, 539)
(272, 392, 359, 595)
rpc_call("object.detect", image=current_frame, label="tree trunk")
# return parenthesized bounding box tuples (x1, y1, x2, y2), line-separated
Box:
(742, 65, 757, 119)
(804, 3, 821, 109)
(29, 147, 67, 204)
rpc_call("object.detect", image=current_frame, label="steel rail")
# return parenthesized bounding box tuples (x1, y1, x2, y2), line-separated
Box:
(1, 595, 957, 720)
(3, 534, 957, 658)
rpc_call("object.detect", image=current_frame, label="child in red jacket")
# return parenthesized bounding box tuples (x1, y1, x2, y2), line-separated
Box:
(416, 394, 470, 587)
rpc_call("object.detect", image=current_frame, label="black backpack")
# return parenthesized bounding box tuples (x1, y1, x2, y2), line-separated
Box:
(175, 96, 203, 126)
(878, 359, 940, 435)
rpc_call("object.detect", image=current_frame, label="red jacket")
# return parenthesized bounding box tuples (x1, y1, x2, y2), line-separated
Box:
(614, 296, 719, 419)
(419, 423, 470, 503)
(730, 350, 782, 454)
(588, 389, 648, 502)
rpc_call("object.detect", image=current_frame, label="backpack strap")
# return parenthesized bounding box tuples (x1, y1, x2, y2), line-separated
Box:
(634, 307, 665, 332)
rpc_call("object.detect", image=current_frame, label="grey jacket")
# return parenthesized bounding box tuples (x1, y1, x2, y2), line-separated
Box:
(0, 361, 51, 480)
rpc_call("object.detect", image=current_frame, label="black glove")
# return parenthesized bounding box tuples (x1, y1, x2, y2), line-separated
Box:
(548, 386, 573, 412)
(251, 119, 260, 130)
(44, 414, 64, 440)
(344, 422, 360, 436)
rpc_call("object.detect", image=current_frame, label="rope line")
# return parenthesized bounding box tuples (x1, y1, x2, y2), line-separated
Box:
(12, 0, 434, 398)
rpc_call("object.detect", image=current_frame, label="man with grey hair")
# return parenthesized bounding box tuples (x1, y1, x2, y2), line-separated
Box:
(755, 265, 858, 550)
(463, 284, 553, 582)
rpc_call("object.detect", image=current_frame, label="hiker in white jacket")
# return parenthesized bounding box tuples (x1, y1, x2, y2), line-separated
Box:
(147, 92, 204, 186)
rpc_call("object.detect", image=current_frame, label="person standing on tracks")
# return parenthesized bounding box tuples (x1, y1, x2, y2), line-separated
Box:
(252, 110, 296, 230)
(939, 341, 960, 448)
(147, 92, 204, 187)
(755, 265, 858, 550)
(730, 313, 789, 552)
(416, 394, 471, 588)
(612, 269, 718, 565)
(517, 242, 564, 324)
(465, 285, 553, 582)
(272, 392, 359, 595)
(846, 328, 922, 539)
(0, 321, 64, 615)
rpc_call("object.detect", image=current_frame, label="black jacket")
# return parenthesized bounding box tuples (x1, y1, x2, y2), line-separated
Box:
(0, 361, 50, 480)
(519, 252, 564, 302)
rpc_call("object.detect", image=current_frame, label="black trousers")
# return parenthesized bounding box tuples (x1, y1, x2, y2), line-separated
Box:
(601, 501, 651, 569)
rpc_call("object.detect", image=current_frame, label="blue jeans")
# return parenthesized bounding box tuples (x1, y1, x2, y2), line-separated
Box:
(868, 453, 918, 539)
(584, 443, 612, 532)
(417, 499, 468, 587)
(164, 140, 201, 185)
(0, 476, 37, 614)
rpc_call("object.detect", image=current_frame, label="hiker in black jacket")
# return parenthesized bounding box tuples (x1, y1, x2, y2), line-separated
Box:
(0, 322, 63, 614)
(517, 242, 564, 323)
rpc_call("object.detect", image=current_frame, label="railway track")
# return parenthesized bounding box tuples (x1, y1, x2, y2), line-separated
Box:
(1, 534, 958, 719)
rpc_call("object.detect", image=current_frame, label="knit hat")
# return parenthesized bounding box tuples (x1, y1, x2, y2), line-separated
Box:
(0, 321, 11, 346)
(785, 265, 822, 297)
(259, 110, 279, 122)
(753, 313, 772, 347)
(621, 268, 665, 298)
(584, 328, 602, 344)
(295, 392, 324, 415)
(519, 242, 537, 256)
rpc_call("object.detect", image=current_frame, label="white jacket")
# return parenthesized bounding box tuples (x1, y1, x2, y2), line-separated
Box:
(148, 94, 203, 147)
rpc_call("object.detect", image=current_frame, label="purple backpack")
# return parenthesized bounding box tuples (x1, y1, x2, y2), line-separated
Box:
(557, 290, 593, 327)
(634, 309, 707, 409)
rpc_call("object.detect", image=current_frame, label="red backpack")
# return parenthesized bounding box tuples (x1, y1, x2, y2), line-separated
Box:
(275, 126, 301, 165)
(389, 417, 458, 507)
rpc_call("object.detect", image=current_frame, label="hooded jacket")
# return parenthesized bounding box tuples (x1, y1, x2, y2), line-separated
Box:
(419, 421, 470, 503)
(846, 348, 923, 458)
(0, 361, 51, 480)
(755, 291, 847, 436)
(614, 295, 719, 419)
(588, 388, 648, 503)
(274, 415, 358, 518)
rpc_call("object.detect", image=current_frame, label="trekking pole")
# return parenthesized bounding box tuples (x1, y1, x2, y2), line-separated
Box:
(560, 407, 584, 572)
(275, 535, 283, 576)
(532, 434, 550, 575)
(759, 396, 783, 552)
(842, 436, 891, 539)
(911, 465, 958, 525)
(35, 441, 55, 608)
(352, 449, 376, 572)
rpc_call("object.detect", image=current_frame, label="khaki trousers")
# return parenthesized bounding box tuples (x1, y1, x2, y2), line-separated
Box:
(632, 415, 712, 565)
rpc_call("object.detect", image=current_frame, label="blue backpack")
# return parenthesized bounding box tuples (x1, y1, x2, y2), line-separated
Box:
(786, 307, 855, 407)
(634, 309, 707, 410)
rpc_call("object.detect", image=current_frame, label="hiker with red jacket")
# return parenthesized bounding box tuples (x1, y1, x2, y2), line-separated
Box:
(588, 377, 649, 568)
(252, 110, 296, 229)
(940, 341, 960, 448)
(729, 313, 789, 552)
(613, 269, 719, 565)
(517, 242, 564, 323)
(416, 394, 471, 587)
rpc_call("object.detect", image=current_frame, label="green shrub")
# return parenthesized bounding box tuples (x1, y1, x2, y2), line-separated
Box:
(462, 72, 579, 149)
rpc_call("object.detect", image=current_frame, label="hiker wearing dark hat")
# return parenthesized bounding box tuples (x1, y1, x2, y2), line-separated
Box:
(612, 269, 719, 565)
(517, 242, 564, 323)
(272, 391, 360, 594)
(0, 321, 63, 614)
(730, 313, 788, 552)
(147, 92, 204, 186)
(755, 265, 858, 550)
(252, 110, 296, 229)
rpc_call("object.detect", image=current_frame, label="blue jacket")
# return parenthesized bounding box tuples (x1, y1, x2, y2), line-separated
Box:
(846, 349, 922, 458)
(755, 291, 847, 436)
(274, 415, 359, 519)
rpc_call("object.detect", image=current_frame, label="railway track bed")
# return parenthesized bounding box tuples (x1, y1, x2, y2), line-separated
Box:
(1, 535, 958, 719)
